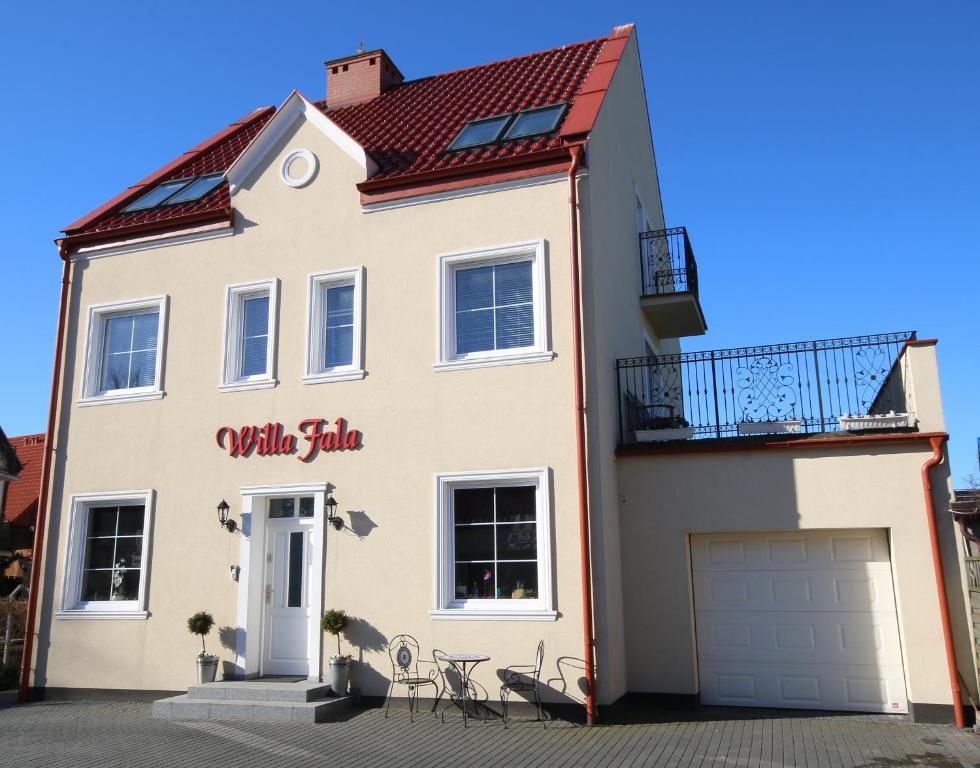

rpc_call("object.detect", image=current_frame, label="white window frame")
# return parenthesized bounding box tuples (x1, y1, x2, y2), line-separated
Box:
(432, 467, 556, 621)
(302, 266, 365, 384)
(56, 489, 155, 620)
(435, 240, 553, 372)
(219, 279, 279, 392)
(77, 295, 168, 406)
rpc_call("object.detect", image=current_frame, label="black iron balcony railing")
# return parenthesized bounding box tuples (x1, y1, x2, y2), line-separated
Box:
(640, 227, 698, 298)
(617, 331, 916, 444)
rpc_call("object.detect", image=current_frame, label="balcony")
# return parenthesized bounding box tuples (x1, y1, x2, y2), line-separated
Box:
(617, 331, 917, 446)
(639, 227, 707, 338)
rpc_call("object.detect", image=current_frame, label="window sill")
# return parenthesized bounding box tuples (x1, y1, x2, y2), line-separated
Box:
(429, 608, 557, 622)
(301, 369, 366, 385)
(218, 378, 278, 393)
(55, 610, 149, 620)
(433, 350, 555, 373)
(77, 391, 164, 407)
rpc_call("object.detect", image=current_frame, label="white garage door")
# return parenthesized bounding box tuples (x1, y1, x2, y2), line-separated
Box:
(691, 530, 908, 713)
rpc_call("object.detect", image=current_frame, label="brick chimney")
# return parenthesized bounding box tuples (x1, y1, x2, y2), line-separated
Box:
(325, 48, 403, 109)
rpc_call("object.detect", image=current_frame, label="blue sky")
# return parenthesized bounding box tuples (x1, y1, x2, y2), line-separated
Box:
(0, 1, 977, 480)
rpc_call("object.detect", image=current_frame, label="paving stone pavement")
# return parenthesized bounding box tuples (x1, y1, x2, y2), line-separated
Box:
(1, 700, 979, 768)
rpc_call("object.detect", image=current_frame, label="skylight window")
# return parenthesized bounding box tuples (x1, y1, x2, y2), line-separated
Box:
(446, 114, 513, 151)
(162, 173, 224, 205)
(503, 103, 567, 141)
(120, 180, 194, 213)
(118, 173, 225, 213)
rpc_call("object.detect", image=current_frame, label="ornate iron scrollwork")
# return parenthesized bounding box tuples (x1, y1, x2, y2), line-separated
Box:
(736, 356, 798, 421)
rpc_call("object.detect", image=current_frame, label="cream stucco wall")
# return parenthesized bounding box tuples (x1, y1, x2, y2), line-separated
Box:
(35, 114, 592, 703)
(576, 31, 679, 704)
(617, 440, 975, 709)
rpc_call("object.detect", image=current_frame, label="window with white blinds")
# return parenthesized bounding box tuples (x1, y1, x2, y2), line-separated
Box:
(304, 267, 365, 384)
(79, 296, 168, 405)
(221, 279, 279, 392)
(100, 311, 160, 391)
(454, 261, 534, 354)
(436, 240, 552, 371)
(240, 295, 270, 377)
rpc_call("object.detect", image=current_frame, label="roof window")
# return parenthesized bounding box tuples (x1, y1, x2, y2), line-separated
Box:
(446, 114, 513, 151)
(119, 173, 224, 213)
(503, 103, 567, 141)
(446, 103, 568, 152)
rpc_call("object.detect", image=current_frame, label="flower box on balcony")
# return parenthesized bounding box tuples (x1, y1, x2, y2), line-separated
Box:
(635, 427, 695, 442)
(737, 419, 802, 436)
(839, 412, 910, 431)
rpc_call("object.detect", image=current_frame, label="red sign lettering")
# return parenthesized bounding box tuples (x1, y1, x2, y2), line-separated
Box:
(215, 418, 361, 461)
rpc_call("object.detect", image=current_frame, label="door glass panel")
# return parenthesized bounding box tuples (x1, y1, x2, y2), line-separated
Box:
(287, 531, 304, 607)
(298, 496, 314, 517)
(269, 498, 295, 518)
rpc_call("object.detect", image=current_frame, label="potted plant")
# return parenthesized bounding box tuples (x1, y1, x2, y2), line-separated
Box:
(187, 611, 218, 684)
(321, 609, 352, 696)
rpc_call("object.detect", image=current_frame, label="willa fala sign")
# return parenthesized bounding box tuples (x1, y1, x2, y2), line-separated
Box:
(215, 417, 362, 462)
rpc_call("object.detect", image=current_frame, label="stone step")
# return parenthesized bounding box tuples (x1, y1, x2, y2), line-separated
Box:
(186, 680, 333, 703)
(152, 693, 351, 723)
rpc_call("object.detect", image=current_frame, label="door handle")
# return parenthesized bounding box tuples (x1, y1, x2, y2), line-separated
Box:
(265, 584, 272, 604)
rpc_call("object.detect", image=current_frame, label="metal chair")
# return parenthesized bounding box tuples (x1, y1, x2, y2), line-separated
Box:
(384, 634, 439, 721)
(499, 639, 545, 727)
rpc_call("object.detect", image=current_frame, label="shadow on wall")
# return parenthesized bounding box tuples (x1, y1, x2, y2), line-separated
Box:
(345, 510, 377, 539)
(345, 617, 388, 695)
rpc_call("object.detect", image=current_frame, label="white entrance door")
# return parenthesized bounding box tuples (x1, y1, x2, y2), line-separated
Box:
(691, 530, 908, 713)
(262, 496, 315, 676)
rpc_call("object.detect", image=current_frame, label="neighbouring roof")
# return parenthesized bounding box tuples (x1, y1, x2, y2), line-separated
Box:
(1, 433, 43, 527)
(61, 24, 633, 244)
(0, 428, 22, 481)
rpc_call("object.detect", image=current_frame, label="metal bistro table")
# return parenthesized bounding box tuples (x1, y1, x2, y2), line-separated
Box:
(437, 653, 490, 727)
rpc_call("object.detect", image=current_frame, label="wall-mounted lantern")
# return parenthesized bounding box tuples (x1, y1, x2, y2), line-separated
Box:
(217, 499, 237, 533)
(325, 494, 343, 531)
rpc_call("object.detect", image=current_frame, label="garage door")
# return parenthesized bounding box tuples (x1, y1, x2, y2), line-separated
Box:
(691, 530, 908, 713)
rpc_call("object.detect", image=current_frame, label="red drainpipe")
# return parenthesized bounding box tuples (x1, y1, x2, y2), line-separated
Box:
(18, 246, 72, 703)
(566, 143, 596, 724)
(921, 434, 965, 728)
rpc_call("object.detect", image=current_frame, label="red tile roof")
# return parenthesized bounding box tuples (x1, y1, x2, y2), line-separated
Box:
(2, 434, 44, 527)
(62, 25, 633, 243)
(323, 36, 604, 188)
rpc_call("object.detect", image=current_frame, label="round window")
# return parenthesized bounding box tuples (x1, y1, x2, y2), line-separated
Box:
(280, 148, 318, 188)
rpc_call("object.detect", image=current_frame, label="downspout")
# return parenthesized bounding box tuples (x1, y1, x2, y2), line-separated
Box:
(567, 143, 596, 725)
(18, 245, 72, 703)
(921, 434, 965, 728)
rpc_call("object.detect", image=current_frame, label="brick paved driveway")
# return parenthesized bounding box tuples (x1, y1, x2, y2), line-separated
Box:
(2, 700, 978, 768)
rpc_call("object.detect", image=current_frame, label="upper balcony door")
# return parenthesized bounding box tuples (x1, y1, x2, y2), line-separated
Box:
(262, 496, 315, 676)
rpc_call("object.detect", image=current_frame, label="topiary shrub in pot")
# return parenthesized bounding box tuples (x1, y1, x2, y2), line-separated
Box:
(187, 611, 218, 684)
(321, 609, 351, 695)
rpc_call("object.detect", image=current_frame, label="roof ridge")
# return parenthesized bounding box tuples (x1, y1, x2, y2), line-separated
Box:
(321, 35, 607, 110)
(403, 35, 606, 85)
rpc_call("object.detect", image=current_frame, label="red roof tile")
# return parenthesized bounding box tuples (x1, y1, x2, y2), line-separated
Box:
(63, 25, 633, 242)
(2, 434, 44, 528)
(323, 36, 605, 187)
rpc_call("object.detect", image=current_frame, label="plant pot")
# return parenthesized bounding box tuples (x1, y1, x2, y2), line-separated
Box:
(737, 419, 801, 435)
(196, 656, 218, 684)
(838, 412, 910, 431)
(635, 426, 695, 442)
(329, 658, 351, 696)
